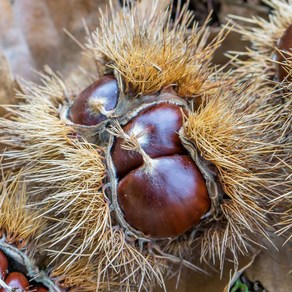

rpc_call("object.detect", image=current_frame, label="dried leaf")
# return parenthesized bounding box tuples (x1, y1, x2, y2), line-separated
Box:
(0, 51, 14, 116)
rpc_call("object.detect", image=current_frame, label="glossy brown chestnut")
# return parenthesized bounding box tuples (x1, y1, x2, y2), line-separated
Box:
(2, 272, 29, 291)
(111, 103, 187, 178)
(69, 75, 119, 126)
(30, 285, 49, 292)
(0, 251, 8, 279)
(117, 155, 210, 238)
(276, 24, 292, 82)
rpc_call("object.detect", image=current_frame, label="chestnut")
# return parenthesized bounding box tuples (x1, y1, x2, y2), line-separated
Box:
(30, 285, 49, 292)
(0, 251, 8, 279)
(276, 24, 292, 82)
(69, 75, 119, 126)
(1, 272, 29, 291)
(111, 103, 187, 178)
(117, 155, 210, 238)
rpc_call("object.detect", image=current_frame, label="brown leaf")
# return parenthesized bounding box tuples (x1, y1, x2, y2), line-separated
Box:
(0, 51, 15, 116)
(0, 0, 120, 83)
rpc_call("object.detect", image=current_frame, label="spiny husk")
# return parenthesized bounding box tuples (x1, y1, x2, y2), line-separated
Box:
(279, 52, 292, 90)
(0, 1, 229, 287)
(0, 71, 108, 288)
(269, 79, 292, 242)
(183, 77, 291, 269)
(49, 256, 99, 291)
(0, 70, 173, 291)
(274, 206, 292, 244)
(0, 169, 46, 251)
(0, 1, 290, 291)
(90, 228, 167, 291)
(88, 0, 226, 97)
(0, 172, 62, 291)
(227, 0, 292, 83)
(46, 221, 168, 291)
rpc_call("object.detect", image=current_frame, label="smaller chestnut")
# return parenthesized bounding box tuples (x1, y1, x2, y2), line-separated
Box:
(111, 103, 187, 178)
(69, 75, 119, 126)
(117, 155, 210, 238)
(276, 24, 292, 82)
(30, 285, 49, 292)
(0, 251, 8, 279)
(1, 272, 29, 291)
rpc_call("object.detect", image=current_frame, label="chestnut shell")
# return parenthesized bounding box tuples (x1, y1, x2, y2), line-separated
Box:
(117, 155, 210, 238)
(69, 75, 118, 126)
(111, 103, 187, 178)
(2, 272, 29, 291)
(0, 251, 8, 279)
(276, 24, 292, 82)
(31, 285, 49, 292)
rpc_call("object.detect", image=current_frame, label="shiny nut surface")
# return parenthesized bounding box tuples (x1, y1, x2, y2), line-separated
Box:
(69, 75, 118, 126)
(31, 285, 49, 292)
(0, 251, 8, 279)
(112, 103, 187, 178)
(117, 155, 210, 238)
(2, 272, 29, 291)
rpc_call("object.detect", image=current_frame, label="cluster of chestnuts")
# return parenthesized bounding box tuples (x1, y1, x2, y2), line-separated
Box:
(0, 250, 48, 292)
(1, 1, 290, 290)
(67, 74, 212, 240)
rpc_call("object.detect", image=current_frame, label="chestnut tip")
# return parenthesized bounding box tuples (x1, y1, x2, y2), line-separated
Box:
(68, 75, 119, 126)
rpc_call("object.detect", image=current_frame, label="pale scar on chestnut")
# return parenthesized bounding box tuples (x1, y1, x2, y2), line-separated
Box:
(69, 75, 119, 126)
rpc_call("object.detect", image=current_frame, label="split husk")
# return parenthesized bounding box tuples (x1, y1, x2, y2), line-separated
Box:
(227, 0, 292, 243)
(227, 0, 292, 84)
(0, 0, 291, 291)
(0, 171, 60, 291)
